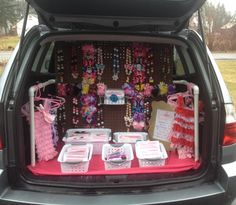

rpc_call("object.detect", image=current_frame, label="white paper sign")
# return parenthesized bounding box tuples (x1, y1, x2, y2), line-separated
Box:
(153, 109, 175, 142)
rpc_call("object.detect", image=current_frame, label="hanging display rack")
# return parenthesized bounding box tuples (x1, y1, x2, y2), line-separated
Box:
(173, 80, 199, 161)
(29, 79, 56, 167)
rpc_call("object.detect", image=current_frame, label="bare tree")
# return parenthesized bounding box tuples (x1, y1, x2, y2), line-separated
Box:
(202, 2, 232, 50)
(0, 0, 25, 35)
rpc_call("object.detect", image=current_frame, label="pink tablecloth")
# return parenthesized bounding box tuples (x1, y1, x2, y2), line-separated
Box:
(28, 151, 201, 176)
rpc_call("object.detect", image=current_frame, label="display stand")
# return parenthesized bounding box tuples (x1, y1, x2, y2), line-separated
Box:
(29, 79, 56, 167)
(173, 80, 199, 161)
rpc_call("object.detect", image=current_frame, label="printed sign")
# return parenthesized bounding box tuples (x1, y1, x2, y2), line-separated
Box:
(153, 109, 175, 142)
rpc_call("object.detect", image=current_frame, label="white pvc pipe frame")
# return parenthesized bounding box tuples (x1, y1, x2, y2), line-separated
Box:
(29, 79, 56, 167)
(173, 80, 199, 161)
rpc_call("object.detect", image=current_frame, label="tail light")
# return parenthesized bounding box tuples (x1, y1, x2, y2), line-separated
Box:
(223, 104, 236, 146)
(0, 137, 3, 150)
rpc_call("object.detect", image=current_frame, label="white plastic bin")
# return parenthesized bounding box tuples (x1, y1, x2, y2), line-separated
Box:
(58, 144, 93, 173)
(113, 132, 148, 149)
(102, 143, 134, 170)
(135, 141, 168, 167)
(63, 128, 111, 154)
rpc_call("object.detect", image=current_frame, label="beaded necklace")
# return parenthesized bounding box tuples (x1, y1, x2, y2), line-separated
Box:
(112, 47, 120, 81)
(56, 49, 65, 83)
(72, 97, 79, 127)
(124, 101, 133, 132)
(96, 47, 105, 82)
(124, 47, 133, 83)
(71, 46, 79, 79)
(146, 49, 154, 84)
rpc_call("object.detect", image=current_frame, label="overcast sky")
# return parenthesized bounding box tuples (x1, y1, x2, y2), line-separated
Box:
(209, 0, 236, 14)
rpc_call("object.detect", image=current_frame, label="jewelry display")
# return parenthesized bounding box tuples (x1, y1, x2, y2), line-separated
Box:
(36, 41, 203, 177)
(112, 47, 120, 81)
(80, 44, 97, 126)
(54, 42, 173, 137)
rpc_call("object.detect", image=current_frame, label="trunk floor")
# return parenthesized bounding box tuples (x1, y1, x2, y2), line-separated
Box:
(28, 151, 200, 176)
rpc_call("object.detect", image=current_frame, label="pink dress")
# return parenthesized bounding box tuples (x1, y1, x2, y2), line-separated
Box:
(34, 105, 58, 161)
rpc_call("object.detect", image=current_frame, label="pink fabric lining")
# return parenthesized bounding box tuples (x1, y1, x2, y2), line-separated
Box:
(28, 151, 200, 176)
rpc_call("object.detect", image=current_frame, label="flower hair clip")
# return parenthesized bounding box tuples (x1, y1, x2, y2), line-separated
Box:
(133, 44, 148, 58)
(132, 99, 144, 113)
(122, 83, 135, 99)
(80, 105, 97, 123)
(158, 81, 168, 95)
(82, 44, 96, 54)
(57, 83, 67, 97)
(133, 112, 145, 122)
(168, 84, 175, 95)
(81, 94, 97, 105)
(133, 121, 145, 131)
(133, 72, 146, 84)
(97, 83, 107, 97)
(143, 83, 154, 97)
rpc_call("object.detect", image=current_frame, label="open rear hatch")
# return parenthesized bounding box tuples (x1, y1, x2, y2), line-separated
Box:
(27, 0, 205, 32)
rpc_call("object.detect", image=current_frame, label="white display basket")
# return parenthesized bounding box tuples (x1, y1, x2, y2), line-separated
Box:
(57, 144, 93, 173)
(113, 132, 148, 148)
(63, 128, 111, 155)
(102, 143, 134, 170)
(135, 141, 168, 167)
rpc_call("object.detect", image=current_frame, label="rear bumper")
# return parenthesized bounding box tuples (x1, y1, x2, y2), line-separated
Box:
(0, 181, 229, 205)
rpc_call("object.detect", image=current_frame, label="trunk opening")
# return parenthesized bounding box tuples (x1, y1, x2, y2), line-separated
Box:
(12, 33, 214, 188)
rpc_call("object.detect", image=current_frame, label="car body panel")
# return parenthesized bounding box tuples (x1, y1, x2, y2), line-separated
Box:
(26, 0, 206, 32)
(0, 181, 226, 205)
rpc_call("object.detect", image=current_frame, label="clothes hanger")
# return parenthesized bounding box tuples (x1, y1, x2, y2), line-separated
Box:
(33, 85, 65, 110)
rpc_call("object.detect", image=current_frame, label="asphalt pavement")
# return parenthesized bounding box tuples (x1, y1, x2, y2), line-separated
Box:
(212, 53, 236, 60)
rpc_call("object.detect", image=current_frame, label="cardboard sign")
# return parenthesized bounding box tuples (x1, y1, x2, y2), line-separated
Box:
(148, 101, 174, 150)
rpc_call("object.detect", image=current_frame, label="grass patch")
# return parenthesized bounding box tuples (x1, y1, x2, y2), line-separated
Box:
(216, 60, 236, 105)
(0, 36, 19, 51)
(0, 65, 3, 75)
